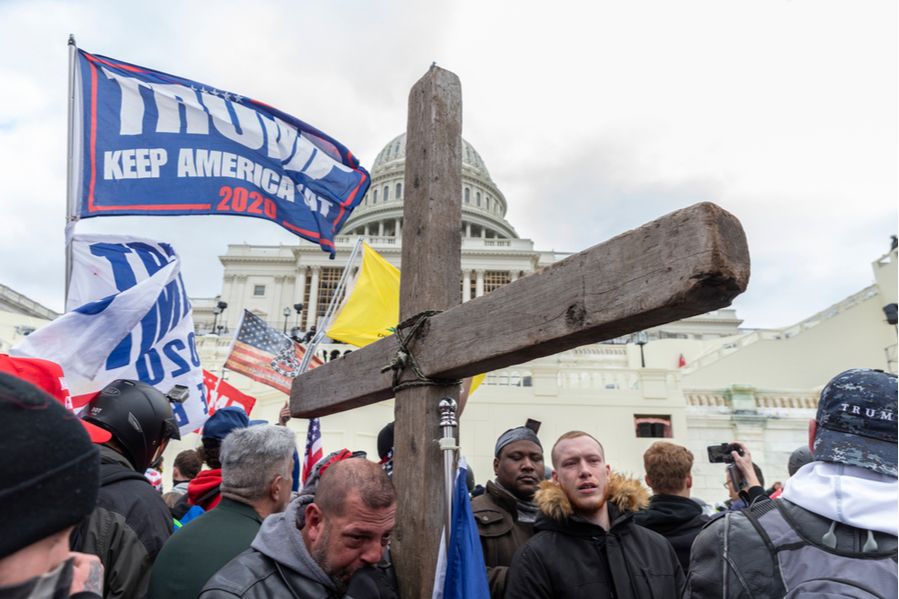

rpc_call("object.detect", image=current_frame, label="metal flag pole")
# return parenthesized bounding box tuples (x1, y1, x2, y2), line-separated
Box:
(297, 236, 364, 375)
(438, 397, 458, 548)
(64, 34, 82, 307)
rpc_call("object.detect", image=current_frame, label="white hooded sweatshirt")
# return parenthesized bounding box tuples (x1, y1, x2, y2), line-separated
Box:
(781, 461, 898, 536)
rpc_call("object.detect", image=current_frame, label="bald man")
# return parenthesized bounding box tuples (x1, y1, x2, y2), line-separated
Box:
(200, 458, 396, 598)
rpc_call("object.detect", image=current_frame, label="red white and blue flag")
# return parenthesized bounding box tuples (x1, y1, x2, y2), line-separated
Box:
(302, 417, 324, 484)
(71, 49, 370, 256)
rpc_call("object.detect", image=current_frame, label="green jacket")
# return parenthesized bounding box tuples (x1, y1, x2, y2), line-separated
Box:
(148, 497, 264, 599)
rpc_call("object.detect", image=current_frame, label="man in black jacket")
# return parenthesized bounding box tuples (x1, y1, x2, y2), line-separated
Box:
(81, 380, 180, 562)
(200, 457, 396, 598)
(634, 441, 708, 572)
(505, 431, 683, 599)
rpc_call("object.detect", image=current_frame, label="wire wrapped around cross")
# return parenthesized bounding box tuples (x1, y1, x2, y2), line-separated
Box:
(381, 310, 461, 392)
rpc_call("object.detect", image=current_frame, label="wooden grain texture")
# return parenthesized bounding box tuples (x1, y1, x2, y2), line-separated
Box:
(290, 201, 750, 418)
(391, 66, 462, 599)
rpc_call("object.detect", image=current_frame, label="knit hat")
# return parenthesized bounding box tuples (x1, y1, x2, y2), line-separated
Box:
(0, 372, 99, 559)
(202, 406, 249, 441)
(495, 426, 542, 457)
(814, 369, 898, 477)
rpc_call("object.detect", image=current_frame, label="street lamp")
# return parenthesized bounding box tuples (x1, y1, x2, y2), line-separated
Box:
(282, 307, 292, 334)
(211, 300, 228, 334)
(634, 331, 649, 368)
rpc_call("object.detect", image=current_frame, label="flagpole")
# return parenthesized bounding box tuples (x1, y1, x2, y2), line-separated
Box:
(65, 34, 80, 307)
(297, 237, 364, 374)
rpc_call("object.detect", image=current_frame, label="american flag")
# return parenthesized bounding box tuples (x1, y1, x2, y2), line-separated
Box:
(302, 417, 324, 484)
(224, 310, 321, 394)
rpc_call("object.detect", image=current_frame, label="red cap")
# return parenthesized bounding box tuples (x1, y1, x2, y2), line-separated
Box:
(0, 354, 112, 443)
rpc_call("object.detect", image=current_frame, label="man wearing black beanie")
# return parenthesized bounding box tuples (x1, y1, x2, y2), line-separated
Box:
(0, 372, 104, 597)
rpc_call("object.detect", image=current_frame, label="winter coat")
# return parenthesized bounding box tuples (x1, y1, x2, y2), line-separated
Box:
(505, 474, 684, 599)
(95, 446, 172, 562)
(148, 497, 263, 599)
(471, 481, 536, 598)
(188, 468, 223, 510)
(198, 496, 338, 598)
(71, 505, 152, 599)
(684, 462, 899, 598)
(633, 494, 708, 573)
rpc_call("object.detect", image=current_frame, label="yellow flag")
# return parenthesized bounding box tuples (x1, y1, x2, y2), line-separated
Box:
(327, 243, 400, 347)
(328, 243, 487, 399)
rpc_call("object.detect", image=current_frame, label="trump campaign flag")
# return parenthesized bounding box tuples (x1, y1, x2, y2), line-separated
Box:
(202, 369, 256, 418)
(13, 234, 208, 435)
(70, 48, 369, 255)
(224, 310, 322, 394)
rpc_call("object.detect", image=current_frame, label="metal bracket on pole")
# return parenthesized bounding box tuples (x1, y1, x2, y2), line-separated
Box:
(438, 397, 458, 548)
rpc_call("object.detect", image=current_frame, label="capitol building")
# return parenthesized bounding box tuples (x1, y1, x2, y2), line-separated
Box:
(181, 132, 898, 502)
(1, 133, 894, 503)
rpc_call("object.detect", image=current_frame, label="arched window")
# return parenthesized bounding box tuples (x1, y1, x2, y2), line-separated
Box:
(464, 188, 470, 204)
(372, 189, 378, 204)
(395, 182, 402, 199)
(476, 192, 481, 207)
(383, 186, 389, 202)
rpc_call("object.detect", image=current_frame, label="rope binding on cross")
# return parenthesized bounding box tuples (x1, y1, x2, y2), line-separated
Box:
(381, 310, 461, 392)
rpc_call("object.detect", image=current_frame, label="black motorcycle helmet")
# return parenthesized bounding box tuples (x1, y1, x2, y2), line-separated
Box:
(83, 379, 182, 472)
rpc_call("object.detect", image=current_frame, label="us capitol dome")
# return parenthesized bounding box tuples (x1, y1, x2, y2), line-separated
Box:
(342, 133, 518, 240)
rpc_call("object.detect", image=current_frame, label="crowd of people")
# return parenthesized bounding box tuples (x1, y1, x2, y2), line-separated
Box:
(1, 357, 896, 598)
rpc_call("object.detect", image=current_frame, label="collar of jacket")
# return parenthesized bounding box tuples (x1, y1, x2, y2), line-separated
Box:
(486, 480, 523, 515)
(98, 444, 135, 470)
(217, 496, 264, 523)
(534, 473, 648, 533)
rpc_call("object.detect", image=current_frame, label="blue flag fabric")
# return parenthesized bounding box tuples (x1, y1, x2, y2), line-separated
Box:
(442, 460, 490, 599)
(73, 49, 370, 256)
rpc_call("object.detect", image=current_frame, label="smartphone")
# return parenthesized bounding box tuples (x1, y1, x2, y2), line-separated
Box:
(707, 443, 742, 463)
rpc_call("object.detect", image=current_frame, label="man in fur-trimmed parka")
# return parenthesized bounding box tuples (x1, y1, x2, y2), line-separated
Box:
(505, 431, 684, 599)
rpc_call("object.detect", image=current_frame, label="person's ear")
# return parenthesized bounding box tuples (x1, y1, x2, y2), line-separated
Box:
(644, 474, 653, 489)
(808, 419, 817, 453)
(305, 504, 324, 541)
(493, 457, 500, 476)
(270, 475, 284, 502)
(686, 474, 693, 490)
(551, 470, 559, 485)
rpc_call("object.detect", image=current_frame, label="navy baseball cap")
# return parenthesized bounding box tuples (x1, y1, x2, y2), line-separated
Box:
(202, 406, 249, 441)
(814, 369, 898, 477)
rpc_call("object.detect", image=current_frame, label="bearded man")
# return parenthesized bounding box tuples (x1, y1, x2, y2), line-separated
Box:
(505, 431, 683, 599)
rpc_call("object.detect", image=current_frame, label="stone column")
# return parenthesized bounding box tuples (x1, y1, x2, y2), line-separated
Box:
(395, 218, 402, 237)
(475, 269, 485, 298)
(378, 221, 385, 237)
(296, 267, 307, 309)
(306, 266, 321, 330)
(364, 224, 370, 236)
(462, 270, 471, 302)
(465, 222, 471, 238)
(510, 270, 519, 282)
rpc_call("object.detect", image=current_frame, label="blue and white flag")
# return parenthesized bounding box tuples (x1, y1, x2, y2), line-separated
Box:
(13, 234, 207, 435)
(72, 49, 370, 256)
(433, 458, 490, 599)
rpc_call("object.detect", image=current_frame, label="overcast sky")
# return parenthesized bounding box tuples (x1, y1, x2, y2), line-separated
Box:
(1, 0, 895, 329)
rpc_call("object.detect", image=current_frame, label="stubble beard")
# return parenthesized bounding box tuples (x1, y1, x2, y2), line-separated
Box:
(311, 524, 355, 594)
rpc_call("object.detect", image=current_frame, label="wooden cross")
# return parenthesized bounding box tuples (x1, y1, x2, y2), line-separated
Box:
(290, 66, 750, 598)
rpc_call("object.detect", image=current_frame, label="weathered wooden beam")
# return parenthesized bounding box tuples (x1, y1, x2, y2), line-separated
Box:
(290, 201, 749, 418)
(391, 65, 462, 599)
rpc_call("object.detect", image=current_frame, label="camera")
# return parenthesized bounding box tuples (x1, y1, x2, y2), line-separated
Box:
(165, 384, 189, 404)
(706, 443, 743, 464)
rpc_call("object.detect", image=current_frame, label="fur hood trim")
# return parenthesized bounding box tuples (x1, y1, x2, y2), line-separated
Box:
(535, 473, 649, 521)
